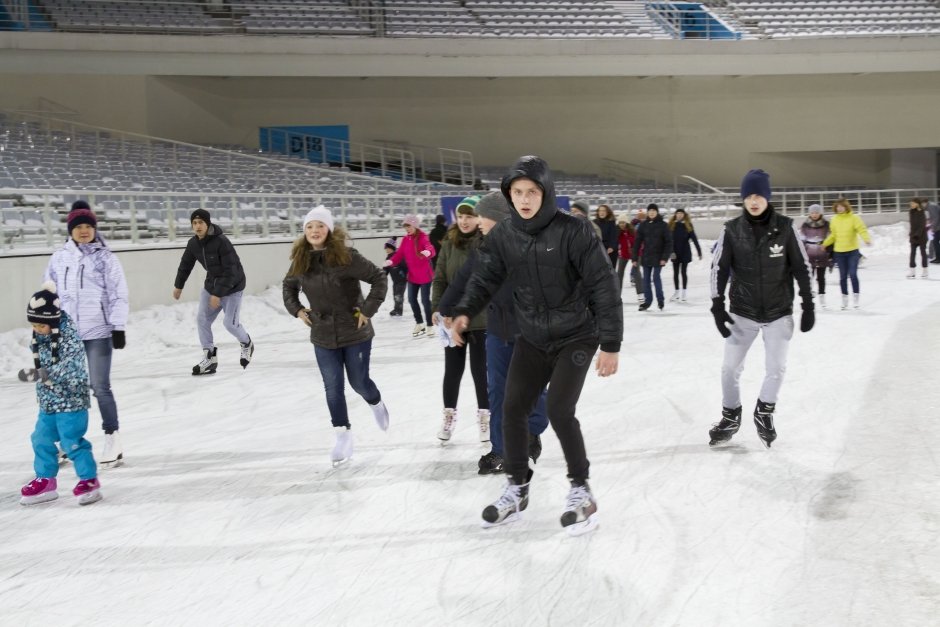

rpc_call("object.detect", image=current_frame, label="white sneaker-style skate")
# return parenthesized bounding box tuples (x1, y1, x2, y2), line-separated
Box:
(852, 293, 860, 309)
(239, 338, 254, 369)
(560, 483, 599, 536)
(922, 267, 929, 278)
(477, 409, 491, 443)
(412, 324, 426, 337)
(669, 290, 680, 302)
(192, 347, 218, 376)
(370, 400, 389, 431)
(819, 294, 827, 309)
(331, 427, 353, 467)
(841, 295, 849, 310)
(437, 408, 456, 442)
(680, 289, 687, 302)
(481, 470, 532, 528)
(100, 432, 124, 468)
(907, 268, 916, 279)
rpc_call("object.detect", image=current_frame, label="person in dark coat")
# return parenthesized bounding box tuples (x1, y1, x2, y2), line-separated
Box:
(799, 204, 831, 307)
(908, 198, 929, 278)
(708, 169, 814, 449)
(927, 199, 940, 263)
(282, 206, 389, 467)
(594, 204, 620, 268)
(451, 156, 622, 535)
(383, 237, 407, 316)
(173, 209, 253, 375)
(428, 213, 448, 269)
(668, 208, 702, 302)
(632, 203, 672, 311)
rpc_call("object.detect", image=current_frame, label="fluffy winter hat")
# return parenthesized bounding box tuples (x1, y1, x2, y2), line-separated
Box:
(384, 237, 397, 251)
(302, 205, 334, 232)
(190, 208, 212, 225)
(402, 214, 421, 229)
(741, 169, 772, 200)
(807, 203, 823, 215)
(27, 281, 61, 326)
(456, 195, 481, 215)
(475, 191, 511, 222)
(67, 201, 97, 234)
(570, 200, 590, 214)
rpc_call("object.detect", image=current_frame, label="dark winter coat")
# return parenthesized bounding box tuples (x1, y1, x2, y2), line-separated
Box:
(174, 224, 246, 297)
(928, 202, 940, 233)
(594, 218, 619, 255)
(670, 222, 702, 263)
(431, 230, 486, 332)
(453, 156, 622, 353)
(429, 223, 447, 258)
(711, 207, 813, 323)
(910, 207, 928, 246)
(440, 245, 516, 343)
(633, 215, 672, 267)
(384, 252, 407, 287)
(800, 217, 831, 269)
(282, 248, 387, 350)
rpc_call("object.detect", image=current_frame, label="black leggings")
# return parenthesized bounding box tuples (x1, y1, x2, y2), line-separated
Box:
(672, 260, 689, 290)
(910, 242, 928, 268)
(443, 329, 488, 409)
(813, 266, 826, 295)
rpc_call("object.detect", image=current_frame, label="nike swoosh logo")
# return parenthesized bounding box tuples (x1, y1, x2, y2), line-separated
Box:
(547, 248, 555, 252)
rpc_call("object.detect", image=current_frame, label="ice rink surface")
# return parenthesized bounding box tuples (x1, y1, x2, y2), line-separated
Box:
(0, 223, 937, 626)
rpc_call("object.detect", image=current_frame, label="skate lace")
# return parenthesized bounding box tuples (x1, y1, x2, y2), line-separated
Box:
(197, 356, 213, 369)
(493, 482, 524, 511)
(478, 410, 489, 433)
(240, 342, 252, 359)
(565, 486, 592, 512)
(442, 411, 456, 432)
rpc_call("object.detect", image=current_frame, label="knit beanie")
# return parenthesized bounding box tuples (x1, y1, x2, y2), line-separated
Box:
(67, 201, 97, 234)
(384, 237, 397, 252)
(570, 200, 590, 214)
(456, 195, 481, 216)
(475, 191, 511, 222)
(646, 203, 659, 212)
(402, 214, 421, 229)
(302, 205, 334, 232)
(190, 208, 212, 225)
(741, 169, 772, 201)
(27, 281, 62, 367)
(807, 203, 823, 215)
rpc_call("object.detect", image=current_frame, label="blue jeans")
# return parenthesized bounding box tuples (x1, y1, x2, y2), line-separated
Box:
(84, 338, 119, 432)
(407, 282, 432, 325)
(833, 249, 861, 294)
(32, 409, 97, 480)
(643, 264, 664, 305)
(485, 334, 548, 457)
(314, 338, 382, 428)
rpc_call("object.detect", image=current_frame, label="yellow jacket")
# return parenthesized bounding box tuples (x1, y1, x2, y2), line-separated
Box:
(822, 212, 871, 252)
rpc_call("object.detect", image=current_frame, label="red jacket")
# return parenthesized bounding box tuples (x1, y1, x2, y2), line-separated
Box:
(618, 229, 635, 260)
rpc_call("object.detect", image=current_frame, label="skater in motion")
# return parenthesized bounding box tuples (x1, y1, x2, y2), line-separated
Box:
(907, 197, 929, 279)
(44, 201, 129, 468)
(821, 198, 871, 310)
(383, 238, 407, 316)
(709, 169, 814, 449)
(633, 203, 672, 311)
(173, 209, 254, 375)
(667, 208, 702, 302)
(282, 207, 389, 467)
(451, 156, 622, 535)
(799, 204, 831, 307)
(385, 215, 436, 337)
(18, 282, 102, 506)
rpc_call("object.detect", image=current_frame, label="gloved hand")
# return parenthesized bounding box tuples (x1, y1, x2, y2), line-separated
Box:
(800, 302, 815, 332)
(420, 250, 432, 258)
(112, 330, 126, 349)
(710, 297, 734, 338)
(17, 367, 49, 383)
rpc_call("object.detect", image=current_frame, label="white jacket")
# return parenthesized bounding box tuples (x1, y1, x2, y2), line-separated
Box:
(44, 236, 129, 340)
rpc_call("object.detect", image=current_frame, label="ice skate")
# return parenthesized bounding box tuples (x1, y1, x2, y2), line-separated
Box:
(921, 267, 929, 279)
(477, 409, 490, 443)
(73, 478, 101, 506)
(528, 433, 542, 464)
(57, 445, 69, 465)
(638, 301, 651, 312)
(753, 400, 777, 448)
(370, 400, 389, 431)
(20, 477, 58, 505)
(907, 268, 916, 279)
(560, 482, 599, 536)
(239, 338, 254, 369)
(708, 406, 742, 446)
(437, 408, 456, 443)
(477, 451, 504, 475)
(412, 324, 426, 338)
(680, 289, 687, 302)
(331, 426, 353, 467)
(481, 469, 532, 528)
(852, 293, 860, 309)
(192, 347, 218, 376)
(840, 295, 849, 310)
(100, 432, 124, 469)
(669, 290, 680, 302)
(819, 294, 827, 309)
(658, 301, 665, 311)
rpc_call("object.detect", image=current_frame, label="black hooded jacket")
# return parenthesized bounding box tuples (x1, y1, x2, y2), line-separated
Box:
(174, 224, 247, 297)
(711, 206, 813, 323)
(453, 156, 622, 353)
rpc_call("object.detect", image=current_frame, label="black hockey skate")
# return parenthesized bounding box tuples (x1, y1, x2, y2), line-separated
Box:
(478, 451, 504, 475)
(638, 302, 651, 312)
(239, 339, 254, 369)
(560, 481, 599, 536)
(528, 434, 542, 464)
(481, 469, 532, 528)
(753, 400, 777, 448)
(192, 347, 218, 376)
(708, 406, 742, 446)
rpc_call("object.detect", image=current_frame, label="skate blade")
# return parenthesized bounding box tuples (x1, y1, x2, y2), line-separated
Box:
(20, 491, 59, 506)
(758, 438, 774, 450)
(77, 490, 102, 506)
(101, 458, 124, 469)
(331, 457, 351, 468)
(481, 512, 521, 529)
(191, 371, 217, 376)
(708, 439, 735, 448)
(564, 513, 599, 537)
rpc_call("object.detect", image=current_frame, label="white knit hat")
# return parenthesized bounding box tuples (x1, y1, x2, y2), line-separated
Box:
(302, 205, 334, 232)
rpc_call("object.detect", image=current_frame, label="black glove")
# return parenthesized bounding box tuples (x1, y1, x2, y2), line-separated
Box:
(800, 302, 815, 333)
(112, 330, 126, 350)
(710, 297, 734, 338)
(17, 367, 49, 383)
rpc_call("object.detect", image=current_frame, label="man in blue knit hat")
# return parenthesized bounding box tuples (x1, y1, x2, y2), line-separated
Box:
(708, 169, 814, 449)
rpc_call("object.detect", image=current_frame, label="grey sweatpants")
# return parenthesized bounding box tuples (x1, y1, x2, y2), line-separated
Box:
(721, 313, 794, 409)
(197, 288, 251, 349)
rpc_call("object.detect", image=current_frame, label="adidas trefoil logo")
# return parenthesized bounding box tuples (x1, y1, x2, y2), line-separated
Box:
(768, 244, 784, 258)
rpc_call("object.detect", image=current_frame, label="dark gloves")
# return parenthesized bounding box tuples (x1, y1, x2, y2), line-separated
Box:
(18, 367, 49, 383)
(112, 330, 126, 350)
(800, 302, 815, 333)
(710, 297, 734, 338)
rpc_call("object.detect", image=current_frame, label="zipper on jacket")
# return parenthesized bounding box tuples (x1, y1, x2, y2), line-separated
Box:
(63, 266, 69, 290)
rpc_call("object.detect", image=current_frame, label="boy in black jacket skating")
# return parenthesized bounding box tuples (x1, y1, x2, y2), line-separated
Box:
(709, 169, 814, 448)
(452, 156, 622, 535)
(173, 209, 254, 375)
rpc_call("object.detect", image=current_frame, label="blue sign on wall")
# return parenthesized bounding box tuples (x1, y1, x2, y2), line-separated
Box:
(259, 125, 350, 164)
